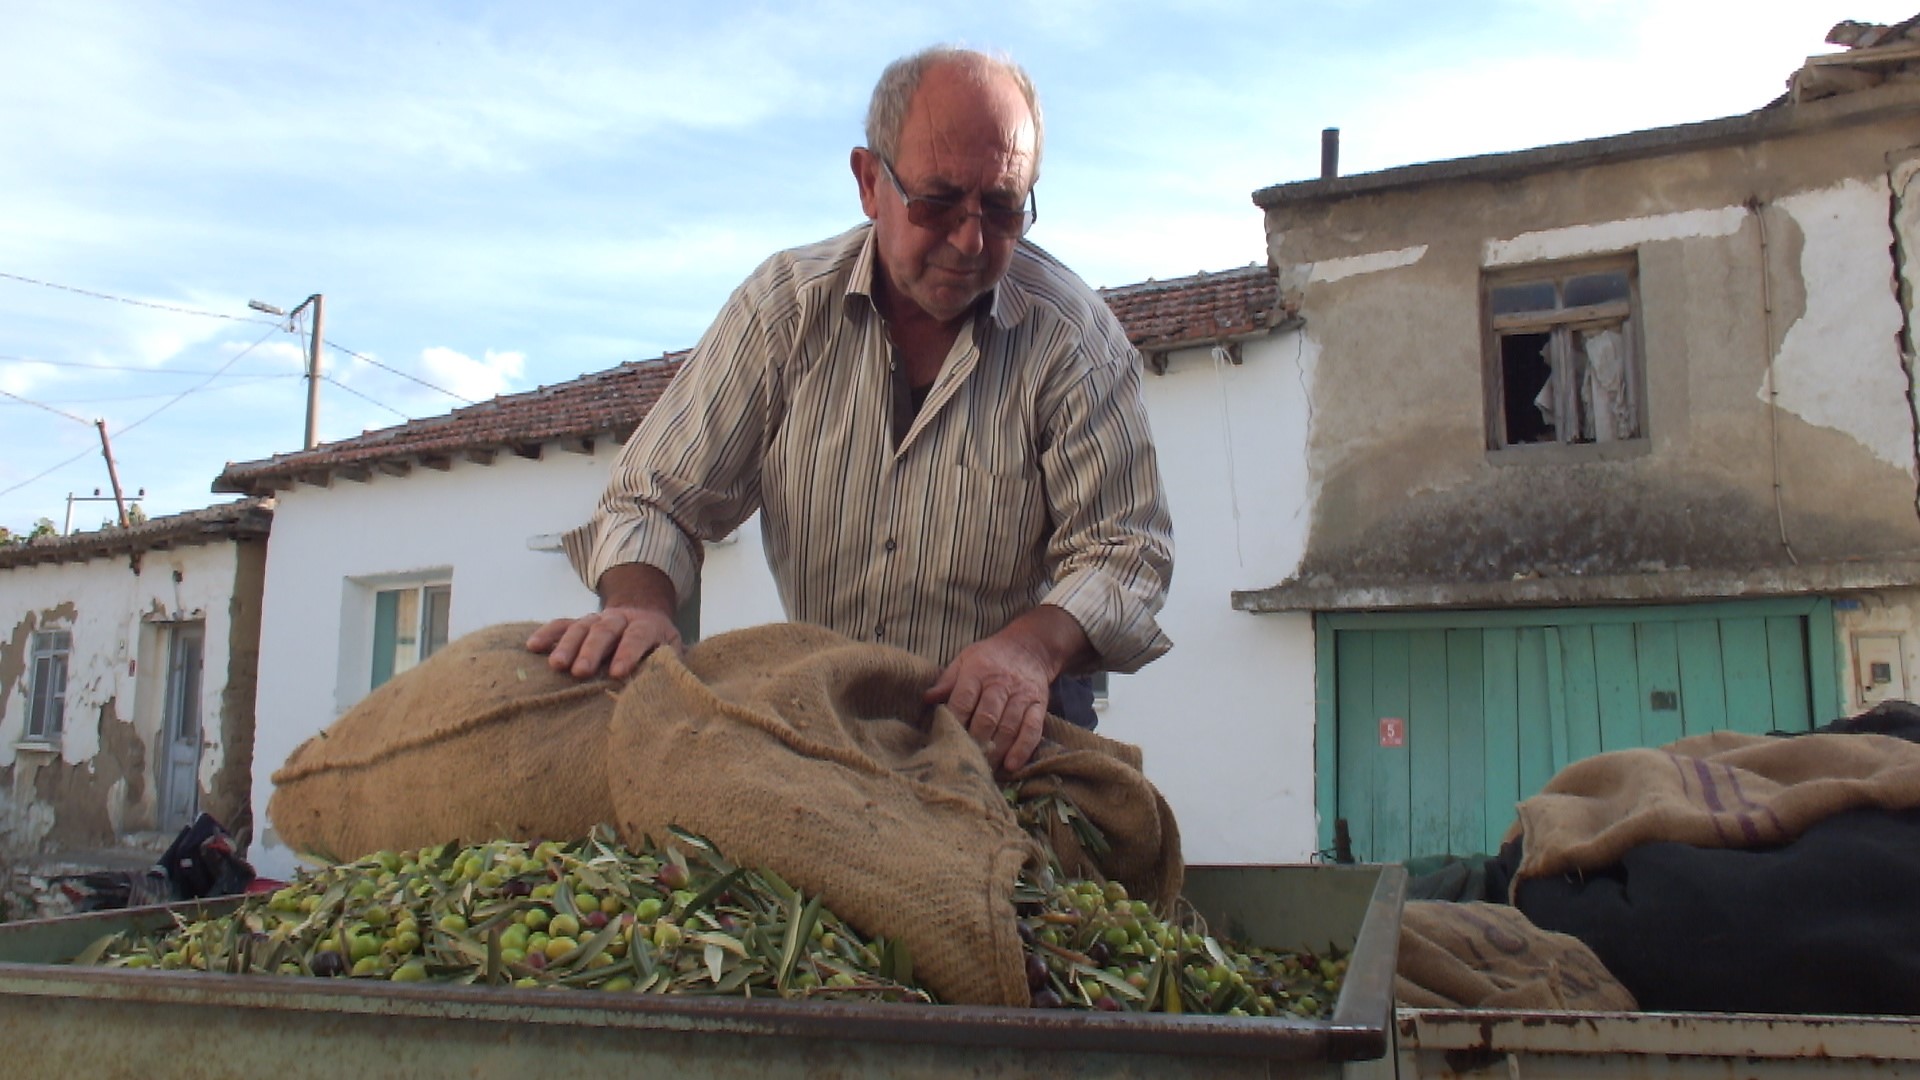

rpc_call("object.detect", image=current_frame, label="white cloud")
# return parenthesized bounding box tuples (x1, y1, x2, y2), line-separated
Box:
(0, 360, 60, 397)
(418, 346, 527, 403)
(238, 340, 311, 372)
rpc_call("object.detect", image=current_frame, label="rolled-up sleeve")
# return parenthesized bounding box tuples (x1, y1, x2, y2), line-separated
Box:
(563, 287, 774, 605)
(1037, 340, 1174, 673)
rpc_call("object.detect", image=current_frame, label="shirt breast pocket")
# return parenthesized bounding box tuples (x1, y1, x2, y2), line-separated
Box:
(940, 459, 1048, 595)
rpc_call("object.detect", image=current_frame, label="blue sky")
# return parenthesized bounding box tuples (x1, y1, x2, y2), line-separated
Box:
(1, 1, 1907, 533)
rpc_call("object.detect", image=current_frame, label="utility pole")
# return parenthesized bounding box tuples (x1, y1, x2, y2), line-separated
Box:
(249, 293, 325, 449)
(95, 419, 130, 527)
(303, 294, 325, 450)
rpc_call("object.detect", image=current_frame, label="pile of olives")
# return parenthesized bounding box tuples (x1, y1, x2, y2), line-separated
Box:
(77, 828, 925, 1002)
(1015, 874, 1347, 1017)
(77, 818, 1345, 1019)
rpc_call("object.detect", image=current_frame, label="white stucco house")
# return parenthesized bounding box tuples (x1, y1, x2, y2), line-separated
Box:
(215, 267, 1314, 881)
(0, 499, 271, 877)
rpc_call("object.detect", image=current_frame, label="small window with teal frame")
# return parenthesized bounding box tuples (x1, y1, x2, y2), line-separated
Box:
(372, 582, 451, 689)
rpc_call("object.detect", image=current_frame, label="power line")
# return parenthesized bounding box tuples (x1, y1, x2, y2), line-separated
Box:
(320, 374, 411, 419)
(325, 339, 477, 404)
(0, 388, 91, 426)
(0, 325, 284, 504)
(0, 271, 281, 325)
(116, 324, 284, 436)
(0, 354, 282, 376)
(2, 373, 299, 406)
(0, 446, 96, 499)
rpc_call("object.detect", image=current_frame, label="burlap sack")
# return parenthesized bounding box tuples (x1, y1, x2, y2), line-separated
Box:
(270, 619, 1185, 1007)
(1506, 730, 1920, 892)
(1394, 900, 1638, 1011)
(605, 623, 1046, 1007)
(268, 622, 619, 861)
(1009, 718, 1184, 910)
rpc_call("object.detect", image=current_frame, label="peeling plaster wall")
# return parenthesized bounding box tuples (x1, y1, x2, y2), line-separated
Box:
(1773, 178, 1911, 469)
(1264, 107, 1920, 589)
(0, 541, 254, 861)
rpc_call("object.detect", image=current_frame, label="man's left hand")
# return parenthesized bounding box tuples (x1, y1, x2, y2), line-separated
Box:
(925, 632, 1051, 772)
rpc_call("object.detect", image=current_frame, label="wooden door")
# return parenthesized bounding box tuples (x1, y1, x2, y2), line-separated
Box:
(1317, 600, 1840, 864)
(158, 623, 205, 833)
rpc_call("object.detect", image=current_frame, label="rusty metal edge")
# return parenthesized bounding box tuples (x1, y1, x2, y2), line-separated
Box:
(1323, 863, 1407, 1061)
(1396, 1007, 1920, 1062)
(0, 962, 1341, 1062)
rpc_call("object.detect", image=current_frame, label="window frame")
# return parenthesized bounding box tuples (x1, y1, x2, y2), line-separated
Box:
(1482, 254, 1648, 456)
(26, 629, 72, 743)
(370, 580, 452, 690)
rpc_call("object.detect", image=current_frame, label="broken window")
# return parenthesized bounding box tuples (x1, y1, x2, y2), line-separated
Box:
(1486, 260, 1643, 449)
(27, 629, 70, 741)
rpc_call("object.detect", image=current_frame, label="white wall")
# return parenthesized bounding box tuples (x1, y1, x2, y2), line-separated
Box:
(1103, 334, 1320, 865)
(698, 520, 783, 635)
(0, 543, 245, 854)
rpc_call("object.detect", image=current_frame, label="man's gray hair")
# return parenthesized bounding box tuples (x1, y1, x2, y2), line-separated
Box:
(865, 46, 1045, 181)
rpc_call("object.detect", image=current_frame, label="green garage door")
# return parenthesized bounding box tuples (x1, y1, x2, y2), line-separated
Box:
(1314, 599, 1842, 864)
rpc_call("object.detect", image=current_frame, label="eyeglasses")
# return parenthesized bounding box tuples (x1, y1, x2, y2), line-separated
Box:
(875, 154, 1037, 239)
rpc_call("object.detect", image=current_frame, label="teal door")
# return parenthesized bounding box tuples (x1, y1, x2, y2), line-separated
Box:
(1315, 600, 1842, 864)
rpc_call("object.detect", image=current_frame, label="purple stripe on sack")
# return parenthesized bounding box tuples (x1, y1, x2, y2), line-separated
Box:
(1691, 758, 1726, 812)
(1678, 755, 1733, 845)
(1718, 764, 1780, 842)
(1668, 752, 1693, 792)
(1721, 763, 1756, 807)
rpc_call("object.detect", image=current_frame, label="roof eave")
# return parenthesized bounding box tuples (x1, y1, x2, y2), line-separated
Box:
(1251, 80, 1920, 210)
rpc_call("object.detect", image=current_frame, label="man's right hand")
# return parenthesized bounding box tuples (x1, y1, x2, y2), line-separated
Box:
(526, 562, 683, 679)
(526, 607, 682, 680)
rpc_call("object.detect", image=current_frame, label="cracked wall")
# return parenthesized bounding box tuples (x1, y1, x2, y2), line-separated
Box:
(0, 541, 261, 862)
(1263, 105, 1920, 593)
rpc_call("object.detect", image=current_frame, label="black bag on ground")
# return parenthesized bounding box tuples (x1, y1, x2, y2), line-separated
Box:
(159, 812, 256, 900)
(1515, 805, 1920, 1015)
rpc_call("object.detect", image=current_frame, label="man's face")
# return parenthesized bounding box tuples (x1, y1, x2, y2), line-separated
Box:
(856, 62, 1038, 326)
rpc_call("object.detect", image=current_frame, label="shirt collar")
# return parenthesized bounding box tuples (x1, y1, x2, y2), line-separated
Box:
(846, 224, 1031, 331)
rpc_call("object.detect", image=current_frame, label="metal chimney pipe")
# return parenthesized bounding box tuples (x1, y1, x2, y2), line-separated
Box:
(1321, 127, 1340, 180)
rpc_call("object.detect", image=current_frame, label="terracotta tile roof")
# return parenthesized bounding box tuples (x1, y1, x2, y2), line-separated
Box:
(1098, 264, 1285, 352)
(1789, 14, 1920, 104)
(214, 354, 687, 494)
(0, 497, 273, 570)
(214, 265, 1282, 494)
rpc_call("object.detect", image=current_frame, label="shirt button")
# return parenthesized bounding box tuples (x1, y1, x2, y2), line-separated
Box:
(874, 625, 885, 640)
(884, 538, 897, 553)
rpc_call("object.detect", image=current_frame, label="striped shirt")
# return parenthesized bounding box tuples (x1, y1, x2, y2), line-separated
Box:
(565, 224, 1173, 672)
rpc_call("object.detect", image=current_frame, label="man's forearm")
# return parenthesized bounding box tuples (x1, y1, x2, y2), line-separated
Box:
(1000, 604, 1097, 680)
(595, 562, 679, 618)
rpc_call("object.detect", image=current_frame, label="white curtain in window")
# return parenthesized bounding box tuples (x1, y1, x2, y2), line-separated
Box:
(1581, 327, 1634, 442)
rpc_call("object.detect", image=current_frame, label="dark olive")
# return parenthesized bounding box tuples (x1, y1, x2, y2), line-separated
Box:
(1025, 953, 1049, 990)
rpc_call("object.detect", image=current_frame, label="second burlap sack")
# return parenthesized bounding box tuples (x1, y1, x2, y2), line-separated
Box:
(1007, 718, 1185, 910)
(606, 622, 1044, 1007)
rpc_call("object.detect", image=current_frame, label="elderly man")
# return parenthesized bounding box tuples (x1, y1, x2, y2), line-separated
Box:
(530, 46, 1172, 772)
